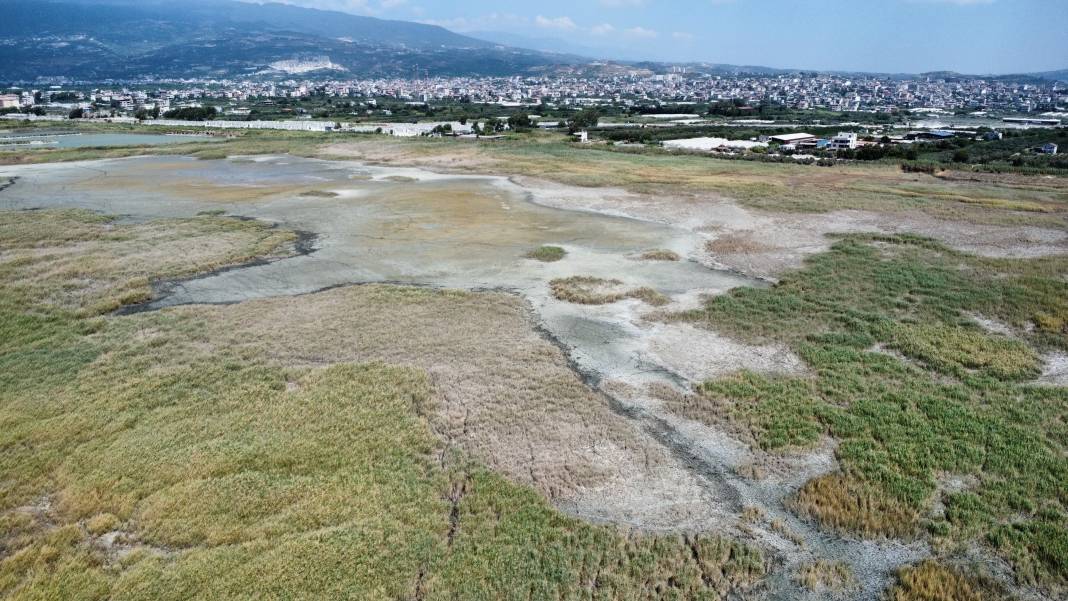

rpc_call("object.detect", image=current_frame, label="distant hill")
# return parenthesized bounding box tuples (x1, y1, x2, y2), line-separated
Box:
(467, 31, 601, 60)
(2, 1, 1062, 84)
(1022, 69, 1068, 83)
(0, 0, 580, 81)
(916, 70, 1068, 83)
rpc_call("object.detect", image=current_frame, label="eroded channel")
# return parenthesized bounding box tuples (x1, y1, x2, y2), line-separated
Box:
(0, 155, 928, 599)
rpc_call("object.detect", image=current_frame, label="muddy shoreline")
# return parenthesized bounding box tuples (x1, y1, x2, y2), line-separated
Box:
(115, 226, 320, 315)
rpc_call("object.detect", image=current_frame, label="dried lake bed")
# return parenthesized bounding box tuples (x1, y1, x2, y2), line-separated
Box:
(0, 154, 759, 384)
(0, 154, 932, 600)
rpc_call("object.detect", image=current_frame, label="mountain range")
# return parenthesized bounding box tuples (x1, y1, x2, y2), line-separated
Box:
(0, 0, 581, 81)
(2, 0, 1066, 83)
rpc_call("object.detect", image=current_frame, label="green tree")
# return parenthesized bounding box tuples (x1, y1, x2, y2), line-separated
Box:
(566, 108, 600, 133)
(163, 106, 218, 121)
(507, 113, 532, 132)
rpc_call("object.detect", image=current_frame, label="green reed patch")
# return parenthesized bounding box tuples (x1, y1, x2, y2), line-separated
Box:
(525, 245, 566, 262)
(672, 234, 1068, 589)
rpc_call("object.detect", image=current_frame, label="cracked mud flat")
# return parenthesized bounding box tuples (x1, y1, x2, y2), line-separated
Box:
(0, 154, 957, 599)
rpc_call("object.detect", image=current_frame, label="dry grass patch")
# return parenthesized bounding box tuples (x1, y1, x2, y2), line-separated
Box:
(889, 323, 1042, 381)
(85, 514, 120, 536)
(550, 276, 670, 306)
(888, 561, 1005, 601)
(705, 231, 779, 255)
(790, 473, 919, 539)
(796, 560, 855, 594)
(638, 249, 681, 261)
(769, 518, 805, 547)
(628, 286, 671, 306)
(182, 284, 670, 502)
(740, 505, 765, 523)
(0, 209, 295, 315)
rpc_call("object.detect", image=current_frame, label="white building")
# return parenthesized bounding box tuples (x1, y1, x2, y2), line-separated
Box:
(827, 132, 858, 151)
(769, 132, 817, 145)
(0, 94, 20, 109)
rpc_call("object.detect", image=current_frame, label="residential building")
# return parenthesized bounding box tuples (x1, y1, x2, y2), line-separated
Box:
(828, 132, 858, 151)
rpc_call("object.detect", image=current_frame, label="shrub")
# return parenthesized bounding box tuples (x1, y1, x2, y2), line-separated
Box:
(525, 245, 566, 262)
(796, 560, 855, 593)
(550, 276, 670, 306)
(639, 249, 681, 261)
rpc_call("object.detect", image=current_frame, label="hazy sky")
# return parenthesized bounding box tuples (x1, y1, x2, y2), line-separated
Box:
(265, 0, 1068, 73)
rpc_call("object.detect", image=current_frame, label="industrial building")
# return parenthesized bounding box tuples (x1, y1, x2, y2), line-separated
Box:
(769, 133, 817, 145)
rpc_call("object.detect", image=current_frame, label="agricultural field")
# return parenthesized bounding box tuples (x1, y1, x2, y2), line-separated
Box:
(0, 123, 1066, 600)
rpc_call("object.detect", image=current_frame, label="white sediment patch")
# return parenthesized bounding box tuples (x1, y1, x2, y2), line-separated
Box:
(969, 313, 1015, 336)
(327, 189, 369, 199)
(1038, 351, 1068, 386)
(643, 322, 807, 383)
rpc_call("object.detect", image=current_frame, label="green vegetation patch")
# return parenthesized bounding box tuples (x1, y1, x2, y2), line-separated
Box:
(525, 245, 566, 262)
(888, 322, 1041, 381)
(671, 234, 1068, 588)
